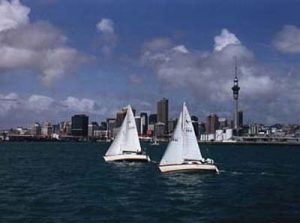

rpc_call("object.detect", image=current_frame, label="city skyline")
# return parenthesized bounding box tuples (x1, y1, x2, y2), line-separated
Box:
(1, 0, 300, 128)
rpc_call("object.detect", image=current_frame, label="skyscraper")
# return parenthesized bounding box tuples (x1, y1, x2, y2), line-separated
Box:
(71, 114, 89, 136)
(157, 98, 169, 134)
(206, 114, 219, 134)
(140, 112, 148, 136)
(232, 59, 240, 135)
(191, 115, 199, 138)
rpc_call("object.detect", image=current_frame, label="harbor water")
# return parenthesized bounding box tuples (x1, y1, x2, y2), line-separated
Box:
(0, 142, 299, 222)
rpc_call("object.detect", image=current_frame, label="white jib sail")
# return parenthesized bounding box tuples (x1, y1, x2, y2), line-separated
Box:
(182, 103, 203, 161)
(159, 110, 184, 165)
(159, 103, 203, 165)
(122, 105, 142, 153)
(105, 105, 141, 156)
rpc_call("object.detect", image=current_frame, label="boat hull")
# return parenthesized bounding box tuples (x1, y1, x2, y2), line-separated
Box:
(159, 163, 219, 173)
(103, 154, 150, 162)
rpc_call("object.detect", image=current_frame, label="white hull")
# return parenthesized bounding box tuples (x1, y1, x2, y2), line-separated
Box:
(159, 163, 219, 173)
(103, 154, 150, 162)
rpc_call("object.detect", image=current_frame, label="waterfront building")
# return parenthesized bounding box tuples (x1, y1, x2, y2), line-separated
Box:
(106, 118, 116, 139)
(115, 110, 127, 128)
(149, 114, 157, 124)
(157, 98, 169, 134)
(52, 124, 60, 134)
(199, 122, 206, 135)
(135, 116, 142, 136)
(140, 112, 148, 136)
(206, 114, 219, 134)
(168, 119, 177, 134)
(219, 118, 228, 129)
(31, 122, 41, 136)
(41, 122, 52, 137)
(155, 122, 165, 138)
(100, 122, 107, 130)
(88, 122, 99, 137)
(71, 114, 89, 137)
(191, 115, 199, 138)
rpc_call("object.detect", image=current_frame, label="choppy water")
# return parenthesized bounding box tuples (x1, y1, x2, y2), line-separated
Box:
(0, 142, 299, 222)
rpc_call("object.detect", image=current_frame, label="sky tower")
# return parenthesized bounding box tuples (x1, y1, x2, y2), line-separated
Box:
(232, 59, 240, 135)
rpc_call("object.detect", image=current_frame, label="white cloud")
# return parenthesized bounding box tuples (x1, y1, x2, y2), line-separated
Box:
(0, 0, 30, 32)
(214, 28, 241, 51)
(141, 29, 288, 123)
(172, 45, 189, 54)
(96, 18, 117, 55)
(96, 18, 114, 34)
(273, 25, 300, 53)
(63, 96, 98, 114)
(0, 1, 86, 85)
(27, 94, 54, 112)
(0, 93, 19, 115)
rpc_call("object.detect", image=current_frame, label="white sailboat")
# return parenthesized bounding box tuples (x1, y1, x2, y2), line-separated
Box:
(103, 105, 150, 162)
(159, 103, 219, 173)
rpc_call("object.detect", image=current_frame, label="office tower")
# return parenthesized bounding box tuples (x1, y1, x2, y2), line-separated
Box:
(135, 116, 142, 136)
(168, 119, 177, 134)
(41, 122, 52, 136)
(191, 115, 199, 138)
(115, 110, 127, 128)
(206, 114, 219, 134)
(157, 98, 169, 134)
(88, 122, 99, 137)
(140, 112, 148, 136)
(31, 122, 41, 136)
(219, 118, 228, 129)
(100, 122, 107, 130)
(232, 59, 240, 134)
(71, 114, 89, 136)
(106, 118, 116, 138)
(149, 114, 157, 124)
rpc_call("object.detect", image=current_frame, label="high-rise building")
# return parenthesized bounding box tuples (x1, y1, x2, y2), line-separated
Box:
(42, 122, 52, 137)
(135, 116, 142, 136)
(31, 122, 41, 136)
(149, 114, 157, 124)
(88, 122, 99, 137)
(206, 114, 219, 134)
(232, 59, 240, 135)
(219, 118, 228, 129)
(157, 98, 169, 134)
(71, 114, 89, 136)
(106, 118, 116, 139)
(140, 112, 148, 136)
(115, 110, 127, 128)
(191, 115, 199, 138)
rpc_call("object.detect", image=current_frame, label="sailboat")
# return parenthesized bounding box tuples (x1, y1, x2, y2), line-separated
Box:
(159, 103, 219, 173)
(103, 105, 150, 162)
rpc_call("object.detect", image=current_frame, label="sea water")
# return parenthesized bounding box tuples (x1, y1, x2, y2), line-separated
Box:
(0, 142, 299, 222)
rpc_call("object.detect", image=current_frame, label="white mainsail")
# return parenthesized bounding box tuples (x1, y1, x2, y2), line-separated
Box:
(182, 103, 203, 161)
(160, 103, 202, 165)
(105, 105, 142, 156)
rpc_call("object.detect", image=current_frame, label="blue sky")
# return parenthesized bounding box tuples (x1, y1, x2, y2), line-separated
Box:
(1, 0, 300, 128)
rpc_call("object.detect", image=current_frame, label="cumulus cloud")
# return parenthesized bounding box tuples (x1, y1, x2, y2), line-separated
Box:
(0, 93, 114, 127)
(214, 28, 241, 51)
(0, 0, 86, 85)
(0, 0, 30, 32)
(141, 29, 290, 123)
(96, 18, 117, 55)
(273, 25, 300, 53)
